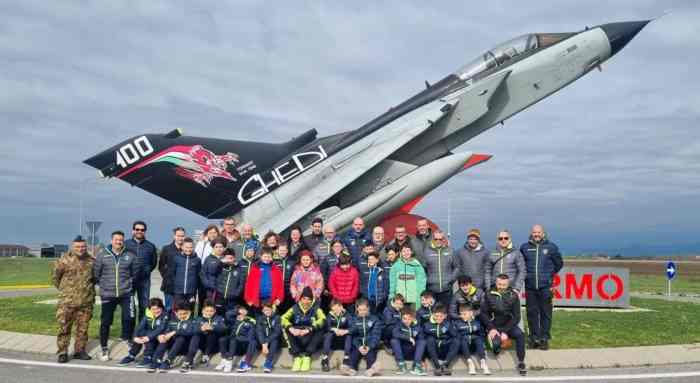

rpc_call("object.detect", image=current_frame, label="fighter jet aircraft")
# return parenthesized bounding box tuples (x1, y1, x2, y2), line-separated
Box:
(84, 20, 649, 234)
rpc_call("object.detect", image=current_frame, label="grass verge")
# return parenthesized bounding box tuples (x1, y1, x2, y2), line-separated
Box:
(0, 258, 55, 287)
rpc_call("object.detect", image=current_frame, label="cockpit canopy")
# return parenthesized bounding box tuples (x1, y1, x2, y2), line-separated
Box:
(455, 33, 574, 80)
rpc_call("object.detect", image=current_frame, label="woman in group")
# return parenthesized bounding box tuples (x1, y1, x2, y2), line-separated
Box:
(290, 250, 324, 302)
(261, 231, 280, 258)
(287, 225, 309, 261)
(195, 224, 220, 261)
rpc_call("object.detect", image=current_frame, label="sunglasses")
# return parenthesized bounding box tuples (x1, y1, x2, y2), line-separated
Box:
(134, 228, 146, 232)
(498, 237, 510, 241)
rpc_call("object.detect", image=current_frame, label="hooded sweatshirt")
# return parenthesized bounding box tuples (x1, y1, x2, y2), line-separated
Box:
(389, 257, 427, 305)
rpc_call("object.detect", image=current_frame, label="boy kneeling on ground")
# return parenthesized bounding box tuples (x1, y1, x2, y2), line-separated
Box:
(341, 298, 382, 377)
(118, 298, 167, 368)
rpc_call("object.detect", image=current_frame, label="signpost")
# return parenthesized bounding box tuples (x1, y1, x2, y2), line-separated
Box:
(666, 261, 677, 297)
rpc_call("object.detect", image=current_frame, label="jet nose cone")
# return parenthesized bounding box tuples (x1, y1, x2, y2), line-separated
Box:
(601, 20, 650, 56)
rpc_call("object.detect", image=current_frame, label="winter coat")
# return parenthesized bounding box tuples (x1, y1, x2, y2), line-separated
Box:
(193, 315, 227, 336)
(289, 264, 324, 301)
(328, 265, 360, 304)
(382, 305, 402, 333)
(312, 238, 335, 271)
(348, 314, 382, 349)
(225, 312, 256, 342)
(389, 257, 427, 305)
(342, 229, 371, 259)
(359, 262, 389, 305)
(281, 300, 326, 330)
(422, 317, 457, 345)
(456, 242, 489, 290)
(303, 233, 323, 253)
(168, 251, 201, 295)
(422, 241, 460, 294)
(453, 317, 484, 344)
(324, 310, 351, 332)
(215, 264, 243, 300)
(200, 254, 222, 291)
(413, 229, 433, 263)
(93, 245, 137, 298)
(256, 314, 282, 345)
(392, 320, 424, 342)
(287, 240, 308, 261)
(448, 285, 483, 319)
(320, 252, 346, 283)
(158, 242, 179, 294)
(164, 314, 195, 337)
(484, 245, 526, 291)
(417, 303, 434, 326)
(479, 287, 521, 333)
(520, 237, 563, 290)
(134, 308, 168, 340)
(243, 261, 284, 308)
(272, 255, 297, 295)
(124, 238, 158, 282)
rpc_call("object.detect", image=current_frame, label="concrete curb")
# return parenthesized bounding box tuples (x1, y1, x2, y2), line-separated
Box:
(1, 330, 699, 373)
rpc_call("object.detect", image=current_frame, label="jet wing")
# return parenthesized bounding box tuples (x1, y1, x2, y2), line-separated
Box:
(239, 98, 456, 233)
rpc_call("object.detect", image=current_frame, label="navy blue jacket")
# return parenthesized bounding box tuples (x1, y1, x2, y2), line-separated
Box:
(225, 311, 256, 342)
(134, 310, 168, 340)
(216, 264, 243, 300)
(256, 314, 282, 345)
(200, 254, 222, 291)
(167, 252, 201, 295)
(194, 315, 227, 336)
(357, 257, 389, 305)
(343, 229, 371, 259)
(273, 256, 297, 295)
(125, 238, 158, 282)
(382, 305, 402, 335)
(164, 315, 195, 337)
(324, 310, 351, 332)
(453, 318, 484, 343)
(422, 318, 457, 345)
(417, 303, 435, 326)
(348, 314, 382, 349)
(520, 237, 563, 290)
(392, 320, 424, 342)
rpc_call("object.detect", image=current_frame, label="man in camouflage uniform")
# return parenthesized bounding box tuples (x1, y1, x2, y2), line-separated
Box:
(53, 235, 96, 363)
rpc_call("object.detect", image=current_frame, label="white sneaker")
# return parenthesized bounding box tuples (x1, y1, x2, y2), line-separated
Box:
(365, 362, 381, 377)
(99, 349, 110, 362)
(480, 359, 491, 375)
(215, 359, 227, 371)
(467, 359, 476, 375)
(223, 359, 233, 373)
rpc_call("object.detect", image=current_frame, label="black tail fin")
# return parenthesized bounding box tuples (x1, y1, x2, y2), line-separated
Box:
(84, 128, 317, 218)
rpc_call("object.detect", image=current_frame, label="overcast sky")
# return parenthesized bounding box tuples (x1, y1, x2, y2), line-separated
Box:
(1, 1, 698, 255)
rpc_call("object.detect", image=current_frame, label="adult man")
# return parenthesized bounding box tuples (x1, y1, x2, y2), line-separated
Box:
(53, 236, 95, 363)
(413, 219, 433, 262)
(229, 223, 258, 262)
(304, 217, 324, 251)
(221, 216, 240, 244)
(343, 217, 371, 259)
(387, 225, 415, 256)
(124, 221, 157, 323)
(479, 274, 527, 375)
(484, 230, 525, 292)
(456, 229, 489, 290)
(370, 226, 387, 260)
(422, 230, 459, 306)
(159, 227, 185, 313)
(313, 224, 337, 268)
(94, 231, 137, 361)
(520, 225, 563, 350)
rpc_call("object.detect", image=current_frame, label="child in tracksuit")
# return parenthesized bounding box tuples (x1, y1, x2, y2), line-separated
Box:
(423, 304, 459, 376)
(281, 287, 326, 372)
(217, 305, 257, 373)
(454, 304, 490, 375)
(151, 302, 195, 373)
(359, 251, 389, 315)
(320, 299, 352, 372)
(190, 300, 226, 369)
(274, 243, 297, 314)
(416, 291, 436, 326)
(256, 301, 282, 373)
(238, 240, 259, 286)
(390, 308, 427, 376)
(382, 293, 404, 350)
(214, 250, 242, 315)
(118, 298, 168, 368)
(169, 238, 201, 309)
(342, 298, 382, 377)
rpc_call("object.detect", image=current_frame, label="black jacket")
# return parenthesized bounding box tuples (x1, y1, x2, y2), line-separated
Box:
(256, 314, 282, 344)
(520, 237, 563, 290)
(159, 242, 180, 294)
(479, 287, 520, 333)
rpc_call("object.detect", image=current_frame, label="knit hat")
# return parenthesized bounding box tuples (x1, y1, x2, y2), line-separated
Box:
(467, 228, 481, 240)
(301, 286, 314, 300)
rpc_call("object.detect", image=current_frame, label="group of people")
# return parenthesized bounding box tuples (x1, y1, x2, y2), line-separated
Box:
(53, 216, 563, 377)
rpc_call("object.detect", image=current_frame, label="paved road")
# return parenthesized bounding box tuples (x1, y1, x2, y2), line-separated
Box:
(0, 288, 56, 298)
(1, 350, 700, 383)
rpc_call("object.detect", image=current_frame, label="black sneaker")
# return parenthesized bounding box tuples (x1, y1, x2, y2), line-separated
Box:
(528, 338, 540, 349)
(433, 365, 443, 376)
(146, 360, 158, 373)
(180, 362, 192, 373)
(540, 340, 549, 350)
(321, 357, 330, 372)
(72, 351, 92, 361)
(518, 362, 527, 376)
(57, 354, 69, 364)
(441, 365, 451, 376)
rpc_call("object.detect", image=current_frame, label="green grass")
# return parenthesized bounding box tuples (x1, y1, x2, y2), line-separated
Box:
(630, 274, 700, 295)
(0, 294, 121, 339)
(0, 258, 55, 287)
(548, 297, 700, 348)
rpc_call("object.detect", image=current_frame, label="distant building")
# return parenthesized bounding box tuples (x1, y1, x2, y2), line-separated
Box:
(0, 244, 30, 257)
(41, 244, 69, 258)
